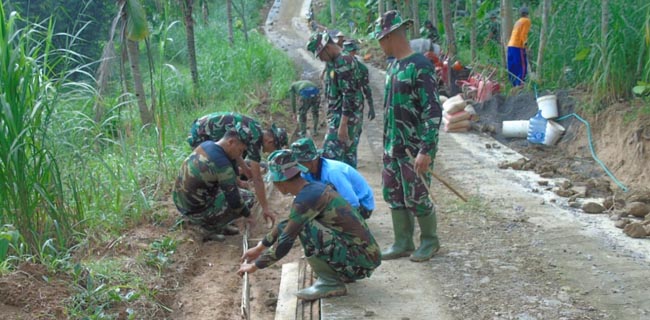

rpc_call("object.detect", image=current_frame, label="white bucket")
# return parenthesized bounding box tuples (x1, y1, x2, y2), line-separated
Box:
(502, 120, 529, 138)
(537, 95, 558, 119)
(543, 120, 565, 145)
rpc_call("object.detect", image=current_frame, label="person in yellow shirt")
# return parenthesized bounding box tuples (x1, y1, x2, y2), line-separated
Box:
(507, 6, 531, 87)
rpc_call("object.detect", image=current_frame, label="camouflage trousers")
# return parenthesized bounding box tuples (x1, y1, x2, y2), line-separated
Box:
(321, 119, 362, 168)
(298, 96, 320, 137)
(183, 189, 256, 232)
(382, 154, 434, 217)
(276, 219, 380, 281)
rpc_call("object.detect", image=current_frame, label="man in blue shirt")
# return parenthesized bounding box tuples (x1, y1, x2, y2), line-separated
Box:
(291, 137, 374, 219)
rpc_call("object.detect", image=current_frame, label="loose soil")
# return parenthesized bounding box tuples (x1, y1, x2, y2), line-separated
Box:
(1, 0, 649, 319)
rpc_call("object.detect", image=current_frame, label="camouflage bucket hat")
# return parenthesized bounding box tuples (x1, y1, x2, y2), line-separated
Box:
(342, 40, 360, 53)
(291, 138, 320, 162)
(229, 122, 253, 145)
(266, 149, 309, 182)
(270, 123, 288, 149)
(306, 32, 332, 56)
(372, 10, 413, 41)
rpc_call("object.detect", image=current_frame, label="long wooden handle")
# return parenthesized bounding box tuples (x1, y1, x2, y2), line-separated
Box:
(406, 149, 468, 202)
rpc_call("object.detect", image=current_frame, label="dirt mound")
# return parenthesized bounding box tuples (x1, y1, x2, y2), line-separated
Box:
(472, 91, 650, 193)
(0, 263, 70, 319)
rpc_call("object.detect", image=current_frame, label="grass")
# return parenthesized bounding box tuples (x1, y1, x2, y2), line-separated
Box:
(0, 0, 299, 317)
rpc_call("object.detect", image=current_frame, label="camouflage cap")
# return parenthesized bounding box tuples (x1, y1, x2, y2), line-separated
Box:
(266, 149, 309, 182)
(342, 40, 360, 53)
(228, 122, 253, 145)
(290, 137, 321, 162)
(270, 123, 288, 149)
(372, 10, 413, 41)
(306, 32, 332, 56)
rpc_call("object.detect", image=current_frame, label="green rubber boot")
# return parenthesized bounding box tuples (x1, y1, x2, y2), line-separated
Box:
(295, 256, 347, 301)
(410, 212, 440, 262)
(381, 209, 415, 260)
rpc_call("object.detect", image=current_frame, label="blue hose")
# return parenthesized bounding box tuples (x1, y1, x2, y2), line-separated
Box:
(556, 113, 629, 192)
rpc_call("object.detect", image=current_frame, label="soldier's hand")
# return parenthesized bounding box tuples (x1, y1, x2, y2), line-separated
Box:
(368, 107, 376, 121)
(237, 263, 258, 277)
(240, 243, 265, 263)
(262, 208, 277, 228)
(414, 152, 432, 176)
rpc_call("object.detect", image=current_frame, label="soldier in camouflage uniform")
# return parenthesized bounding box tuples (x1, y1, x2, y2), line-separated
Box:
(373, 11, 443, 262)
(289, 80, 321, 137)
(237, 149, 380, 301)
(187, 112, 288, 226)
(173, 127, 256, 241)
(343, 40, 376, 122)
(306, 32, 364, 168)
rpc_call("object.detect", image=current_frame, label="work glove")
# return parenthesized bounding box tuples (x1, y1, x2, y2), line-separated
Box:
(368, 106, 376, 121)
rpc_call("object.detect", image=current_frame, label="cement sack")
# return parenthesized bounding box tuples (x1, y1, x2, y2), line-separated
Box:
(443, 110, 472, 124)
(442, 95, 466, 114)
(442, 119, 471, 131)
(443, 126, 470, 133)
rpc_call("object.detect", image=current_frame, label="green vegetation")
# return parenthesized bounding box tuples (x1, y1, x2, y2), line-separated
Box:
(1, 0, 296, 317)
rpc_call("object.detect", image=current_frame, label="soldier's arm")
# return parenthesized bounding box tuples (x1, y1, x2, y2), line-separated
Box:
(290, 86, 297, 114)
(416, 64, 442, 156)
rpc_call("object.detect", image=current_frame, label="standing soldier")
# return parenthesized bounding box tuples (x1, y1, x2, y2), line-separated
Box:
(173, 128, 256, 241)
(289, 80, 321, 137)
(237, 149, 381, 300)
(343, 40, 376, 122)
(373, 10, 442, 262)
(187, 112, 289, 226)
(306, 32, 364, 168)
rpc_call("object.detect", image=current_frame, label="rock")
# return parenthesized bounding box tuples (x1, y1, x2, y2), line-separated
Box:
(568, 201, 581, 208)
(623, 223, 648, 238)
(539, 171, 554, 178)
(555, 188, 575, 198)
(571, 186, 588, 198)
(538, 180, 549, 186)
(603, 197, 615, 210)
(627, 202, 650, 218)
(614, 219, 630, 229)
(626, 190, 650, 204)
(364, 310, 376, 317)
(560, 180, 573, 190)
(582, 202, 605, 214)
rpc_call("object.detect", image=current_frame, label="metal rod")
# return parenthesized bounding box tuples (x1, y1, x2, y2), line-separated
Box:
(241, 223, 250, 320)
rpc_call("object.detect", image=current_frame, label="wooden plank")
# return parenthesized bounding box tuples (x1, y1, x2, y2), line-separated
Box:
(275, 262, 300, 320)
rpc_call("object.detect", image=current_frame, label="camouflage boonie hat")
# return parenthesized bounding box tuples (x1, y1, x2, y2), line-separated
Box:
(291, 138, 321, 162)
(306, 32, 332, 56)
(270, 123, 288, 149)
(229, 122, 253, 145)
(266, 149, 309, 182)
(372, 10, 413, 40)
(342, 40, 360, 53)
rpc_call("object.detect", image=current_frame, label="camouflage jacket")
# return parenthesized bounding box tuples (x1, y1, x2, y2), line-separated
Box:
(254, 182, 380, 269)
(383, 53, 442, 158)
(172, 141, 249, 217)
(187, 112, 264, 162)
(324, 53, 364, 125)
(355, 58, 374, 110)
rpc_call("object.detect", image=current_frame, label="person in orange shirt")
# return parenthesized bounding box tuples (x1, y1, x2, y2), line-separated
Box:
(507, 6, 531, 87)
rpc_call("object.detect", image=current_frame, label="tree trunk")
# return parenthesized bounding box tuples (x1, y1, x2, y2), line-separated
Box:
(411, 0, 420, 39)
(182, 0, 199, 87)
(429, 0, 438, 28)
(536, 0, 551, 81)
(202, 0, 209, 25)
(501, 0, 512, 67)
(330, 0, 336, 25)
(378, 0, 384, 17)
(470, 0, 477, 61)
(227, 0, 234, 46)
(386, 0, 392, 11)
(441, 0, 456, 56)
(126, 40, 153, 126)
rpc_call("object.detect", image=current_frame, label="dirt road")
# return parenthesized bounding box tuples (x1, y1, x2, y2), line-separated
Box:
(171, 0, 650, 319)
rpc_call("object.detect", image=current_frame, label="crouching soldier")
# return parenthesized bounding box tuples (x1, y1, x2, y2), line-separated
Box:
(173, 127, 256, 241)
(291, 137, 375, 219)
(237, 149, 381, 300)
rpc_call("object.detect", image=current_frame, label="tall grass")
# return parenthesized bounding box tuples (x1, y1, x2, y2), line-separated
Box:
(0, 4, 83, 259)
